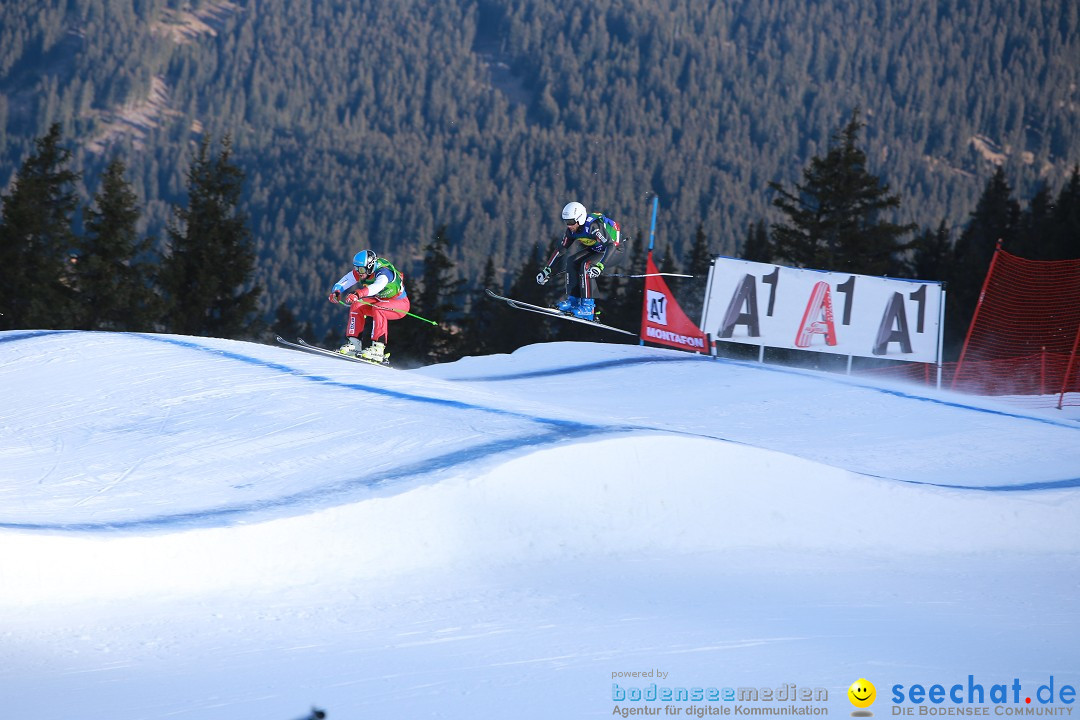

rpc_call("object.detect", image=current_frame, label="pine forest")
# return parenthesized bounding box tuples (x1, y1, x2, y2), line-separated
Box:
(1, 0, 1078, 364)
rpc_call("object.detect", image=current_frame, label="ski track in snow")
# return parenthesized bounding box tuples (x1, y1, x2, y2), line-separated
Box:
(1, 331, 1079, 534)
(2, 331, 1080, 720)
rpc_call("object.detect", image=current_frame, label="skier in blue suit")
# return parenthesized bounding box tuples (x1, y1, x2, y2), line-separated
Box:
(535, 201, 621, 321)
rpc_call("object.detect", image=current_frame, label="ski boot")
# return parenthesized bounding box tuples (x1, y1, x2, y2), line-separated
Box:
(338, 336, 362, 356)
(573, 298, 596, 321)
(361, 341, 387, 364)
(556, 296, 579, 313)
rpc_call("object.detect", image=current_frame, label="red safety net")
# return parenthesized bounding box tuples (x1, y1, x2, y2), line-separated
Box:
(954, 247, 1080, 407)
(862, 247, 1080, 409)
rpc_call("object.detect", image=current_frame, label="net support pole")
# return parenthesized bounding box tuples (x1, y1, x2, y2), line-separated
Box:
(936, 285, 947, 390)
(952, 240, 1003, 390)
(1041, 347, 1047, 397)
(1058, 323, 1080, 411)
(700, 257, 717, 352)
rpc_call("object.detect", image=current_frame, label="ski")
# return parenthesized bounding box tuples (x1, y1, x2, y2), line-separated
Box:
(275, 336, 391, 368)
(484, 289, 636, 336)
(607, 272, 693, 279)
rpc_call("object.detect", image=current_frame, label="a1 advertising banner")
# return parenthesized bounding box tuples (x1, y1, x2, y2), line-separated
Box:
(700, 257, 945, 363)
(639, 253, 709, 353)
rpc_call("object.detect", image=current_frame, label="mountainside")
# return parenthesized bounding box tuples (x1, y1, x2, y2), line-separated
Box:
(1, 0, 1077, 337)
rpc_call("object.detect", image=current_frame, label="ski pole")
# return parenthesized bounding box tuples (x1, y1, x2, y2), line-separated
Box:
(607, 272, 694, 278)
(551, 268, 693, 279)
(339, 299, 438, 326)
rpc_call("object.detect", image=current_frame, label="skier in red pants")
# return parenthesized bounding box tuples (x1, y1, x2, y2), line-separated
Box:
(328, 249, 409, 363)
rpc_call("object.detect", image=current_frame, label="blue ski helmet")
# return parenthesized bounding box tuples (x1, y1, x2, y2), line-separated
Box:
(353, 250, 378, 275)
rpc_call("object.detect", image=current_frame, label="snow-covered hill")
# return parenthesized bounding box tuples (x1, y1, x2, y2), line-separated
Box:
(1, 331, 1078, 720)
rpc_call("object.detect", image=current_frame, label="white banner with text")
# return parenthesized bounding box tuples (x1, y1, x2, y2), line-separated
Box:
(700, 257, 945, 363)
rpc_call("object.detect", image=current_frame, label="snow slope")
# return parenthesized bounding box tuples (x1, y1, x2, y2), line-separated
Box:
(1, 330, 1078, 720)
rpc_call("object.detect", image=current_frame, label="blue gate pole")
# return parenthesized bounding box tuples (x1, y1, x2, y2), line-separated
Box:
(640, 196, 659, 345)
(647, 196, 658, 252)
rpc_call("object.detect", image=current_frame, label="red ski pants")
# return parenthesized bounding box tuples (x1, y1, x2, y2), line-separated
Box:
(347, 295, 410, 343)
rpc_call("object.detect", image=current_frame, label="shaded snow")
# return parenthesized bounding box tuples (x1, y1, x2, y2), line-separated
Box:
(1, 331, 1077, 719)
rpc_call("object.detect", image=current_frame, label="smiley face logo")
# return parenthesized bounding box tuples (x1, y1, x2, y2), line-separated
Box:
(848, 678, 876, 712)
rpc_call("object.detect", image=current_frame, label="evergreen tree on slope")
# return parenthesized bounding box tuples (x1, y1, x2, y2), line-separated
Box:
(75, 157, 160, 331)
(945, 166, 1020, 357)
(396, 225, 464, 365)
(1047, 167, 1080, 261)
(0, 124, 79, 330)
(465, 256, 500, 357)
(161, 135, 261, 339)
(769, 109, 916, 276)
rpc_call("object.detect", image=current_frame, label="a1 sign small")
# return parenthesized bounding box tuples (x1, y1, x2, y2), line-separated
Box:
(700, 257, 945, 363)
(646, 289, 668, 325)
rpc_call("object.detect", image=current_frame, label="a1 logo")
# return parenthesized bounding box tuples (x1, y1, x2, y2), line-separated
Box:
(647, 289, 668, 325)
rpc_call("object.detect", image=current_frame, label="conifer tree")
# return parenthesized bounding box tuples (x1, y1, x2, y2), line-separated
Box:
(909, 220, 953, 282)
(1047, 166, 1080, 260)
(465, 256, 499, 356)
(683, 223, 714, 321)
(945, 167, 1021, 357)
(0, 123, 79, 330)
(687, 224, 713, 277)
(75, 157, 160, 331)
(1013, 183, 1054, 260)
(398, 225, 465, 365)
(769, 109, 916, 276)
(161, 135, 261, 338)
(270, 302, 312, 344)
(739, 220, 773, 263)
(492, 248, 556, 353)
(657, 244, 678, 274)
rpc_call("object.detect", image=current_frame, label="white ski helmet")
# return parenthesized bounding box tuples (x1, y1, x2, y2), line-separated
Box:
(561, 201, 587, 226)
(353, 249, 378, 275)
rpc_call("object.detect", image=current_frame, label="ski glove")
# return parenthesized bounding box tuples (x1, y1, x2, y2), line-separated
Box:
(587, 262, 605, 279)
(346, 292, 365, 304)
(328, 291, 341, 304)
(536, 266, 552, 285)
